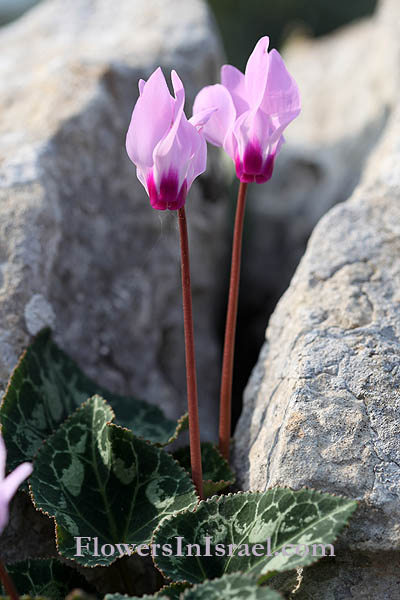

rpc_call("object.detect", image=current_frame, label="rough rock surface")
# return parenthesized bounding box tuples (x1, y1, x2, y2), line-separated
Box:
(234, 55, 400, 600)
(239, 0, 399, 366)
(0, 0, 226, 563)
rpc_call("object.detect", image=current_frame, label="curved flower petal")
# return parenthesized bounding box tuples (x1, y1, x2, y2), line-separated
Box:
(232, 107, 274, 162)
(261, 49, 301, 125)
(0, 434, 5, 480)
(153, 115, 197, 188)
(155, 70, 186, 161)
(182, 119, 208, 188)
(0, 438, 32, 536)
(0, 497, 9, 535)
(126, 67, 173, 168)
(171, 70, 185, 116)
(136, 164, 151, 195)
(138, 79, 146, 96)
(221, 64, 248, 116)
(0, 462, 33, 502)
(189, 106, 218, 132)
(244, 36, 270, 108)
(187, 137, 207, 189)
(152, 136, 185, 194)
(192, 83, 236, 147)
(222, 130, 237, 164)
(152, 77, 187, 193)
(232, 107, 286, 183)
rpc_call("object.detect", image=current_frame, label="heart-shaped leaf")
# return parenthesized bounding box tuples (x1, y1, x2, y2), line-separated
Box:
(1, 559, 87, 600)
(30, 396, 197, 566)
(181, 574, 283, 599)
(174, 443, 235, 497)
(0, 330, 187, 482)
(153, 488, 357, 583)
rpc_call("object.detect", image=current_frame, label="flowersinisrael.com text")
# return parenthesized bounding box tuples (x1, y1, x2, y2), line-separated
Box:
(74, 537, 335, 559)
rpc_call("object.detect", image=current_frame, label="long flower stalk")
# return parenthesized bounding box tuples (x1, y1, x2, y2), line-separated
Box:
(219, 181, 248, 461)
(178, 207, 204, 499)
(0, 560, 19, 600)
(192, 37, 300, 462)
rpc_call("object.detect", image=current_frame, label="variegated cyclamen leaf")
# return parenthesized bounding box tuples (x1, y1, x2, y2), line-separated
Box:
(174, 443, 235, 498)
(1, 559, 87, 600)
(103, 577, 278, 600)
(0, 330, 188, 482)
(30, 396, 197, 567)
(182, 574, 282, 599)
(153, 488, 357, 583)
(103, 582, 189, 600)
(155, 582, 191, 599)
(104, 596, 169, 600)
(0, 597, 50, 600)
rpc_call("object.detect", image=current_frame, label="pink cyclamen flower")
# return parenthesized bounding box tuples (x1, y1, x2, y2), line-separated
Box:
(192, 36, 301, 184)
(126, 67, 214, 210)
(0, 433, 33, 535)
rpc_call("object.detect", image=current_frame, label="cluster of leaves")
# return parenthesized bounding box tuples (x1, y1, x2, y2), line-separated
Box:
(0, 331, 357, 599)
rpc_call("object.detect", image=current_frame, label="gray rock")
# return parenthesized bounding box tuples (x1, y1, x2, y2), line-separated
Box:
(24, 293, 56, 335)
(233, 91, 400, 599)
(240, 0, 400, 354)
(0, 0, 227, 561)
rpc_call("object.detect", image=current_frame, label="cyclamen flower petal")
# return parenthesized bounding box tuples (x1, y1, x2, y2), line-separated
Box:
(220, 65, 248, 116)
(126, 68, 173, 169)
(0, 433, 33, 535)
(193, 36, 300, 184)
(244, 36, 270, 108)
(192, 84, 236, 148)
(189, 106, 218, 131)
(260, 50, 301, 123)
(126, 67, 210, 211)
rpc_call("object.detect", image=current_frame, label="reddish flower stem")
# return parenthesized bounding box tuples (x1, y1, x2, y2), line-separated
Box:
(219, 181, 248, 461)
(178, 207, 204, 500)
(0, 560, 19, 600)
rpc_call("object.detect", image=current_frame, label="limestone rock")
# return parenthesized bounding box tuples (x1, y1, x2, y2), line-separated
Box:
(240, 0, 400, 357)
(0, 0, 226, 561)
(24, 293, 56, 335)
(233, 96, 400, 599)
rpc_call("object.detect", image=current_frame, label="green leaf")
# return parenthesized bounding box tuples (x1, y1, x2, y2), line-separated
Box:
(103, 577, 280, 600)
(0, 330, 188, 482)
(1, 559, 86, 600)
(153, 488, 357, 583)
(0, 597, 50, 600)
(156, 582, 191, 599)
(104, 596, 169, 600)
(181, 574, 283, 599)
(30, 396, 197, 567)
(174, 443, 235, 498)
(103, 582, 190, 600)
